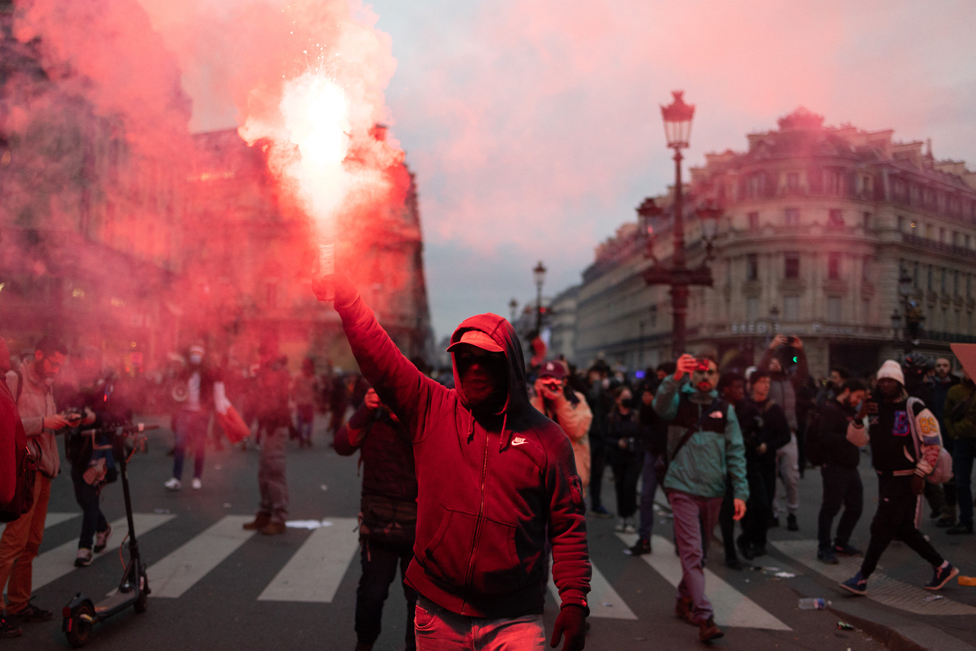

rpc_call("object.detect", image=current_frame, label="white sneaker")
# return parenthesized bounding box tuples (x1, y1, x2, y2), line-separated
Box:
(164, 478, 182, 491)
(191, 478, 202, 490)
(75, 548, 93, 567)
(615, 518, 627, 533)
(94, 524, 113, 553)
(624, 517, 638, 534)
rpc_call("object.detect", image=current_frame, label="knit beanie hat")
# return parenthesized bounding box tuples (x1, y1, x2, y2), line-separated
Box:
(876, 360, 905, 385)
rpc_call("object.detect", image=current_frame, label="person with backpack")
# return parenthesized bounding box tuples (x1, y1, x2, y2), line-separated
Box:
(335, 387, 419, 651)
(812, 379, 867, 564)
(840, 361, 958, 595)
(0, 336, 72, 628)
(653, 354, 748, 643)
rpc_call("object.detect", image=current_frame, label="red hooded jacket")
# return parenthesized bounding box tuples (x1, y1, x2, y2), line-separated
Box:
(336, 292, 590, 618)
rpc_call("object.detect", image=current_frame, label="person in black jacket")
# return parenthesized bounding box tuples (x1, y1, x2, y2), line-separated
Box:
(629, 378, 666, 555)
(336, 388, 418, 651)
(609, 386, 643, 534)
(738, 370, 790, 558)
(717, 372, 759, 569)
(815, 380, 867, 565)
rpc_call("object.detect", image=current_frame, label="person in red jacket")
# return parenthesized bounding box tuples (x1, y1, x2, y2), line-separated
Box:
(314, 274, 590, 651)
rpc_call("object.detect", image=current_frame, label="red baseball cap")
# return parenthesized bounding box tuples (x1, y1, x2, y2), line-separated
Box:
(538, 360, 567, 380)
(446, 330, 504, 354)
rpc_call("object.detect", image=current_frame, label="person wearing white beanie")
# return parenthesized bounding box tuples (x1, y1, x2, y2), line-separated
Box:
(840, 360, 957, 595)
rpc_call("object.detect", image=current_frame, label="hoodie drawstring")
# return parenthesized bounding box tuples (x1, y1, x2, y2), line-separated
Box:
(467, 416, 476, 443)
(498, 412, 510, 452)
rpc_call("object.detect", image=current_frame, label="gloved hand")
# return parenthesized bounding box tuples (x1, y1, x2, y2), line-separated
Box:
(550, 604, 586, 651)
(911, 473, 926, 496)
(311, 273, 358, 308)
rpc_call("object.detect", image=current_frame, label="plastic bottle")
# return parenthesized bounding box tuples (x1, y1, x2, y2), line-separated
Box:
(798, 598, 829, 610)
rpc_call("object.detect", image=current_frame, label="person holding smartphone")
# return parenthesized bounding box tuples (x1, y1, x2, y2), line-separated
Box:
(530, 361, 593, 496)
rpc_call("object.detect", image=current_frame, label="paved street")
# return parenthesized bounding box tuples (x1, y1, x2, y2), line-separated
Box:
(4, 416, 975, 650)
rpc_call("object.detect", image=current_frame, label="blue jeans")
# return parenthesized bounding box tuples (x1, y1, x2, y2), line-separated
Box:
(954, 439, 976, 527)
(70, 464, 108, 550)
(173, 409, 209, 480)
(638, 451, 662, 540)
(414, 596, 545, 651)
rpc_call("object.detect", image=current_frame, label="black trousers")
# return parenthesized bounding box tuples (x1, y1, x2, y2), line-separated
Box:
(71, 463, 109, 550)
(590, 440, 609, 510)
(861, 475, 944, 578)
(612, 452, 643, 519)
(817, 464, 863, 550)
(356, 539, 417, 650)
(739, 461, 772, 551)
(719, 477, 737, 561)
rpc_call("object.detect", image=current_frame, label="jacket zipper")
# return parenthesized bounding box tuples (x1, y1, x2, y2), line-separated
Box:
(460, 417, 492, 614)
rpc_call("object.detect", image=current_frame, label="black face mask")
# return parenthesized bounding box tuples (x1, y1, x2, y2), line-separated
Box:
(458, 353, 508, 415)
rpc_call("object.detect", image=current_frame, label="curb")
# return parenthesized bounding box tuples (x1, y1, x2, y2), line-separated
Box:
(828, 600, 976, 651)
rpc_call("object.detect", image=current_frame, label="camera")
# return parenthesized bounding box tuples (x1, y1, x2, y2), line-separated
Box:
(694, 359, 710, 372)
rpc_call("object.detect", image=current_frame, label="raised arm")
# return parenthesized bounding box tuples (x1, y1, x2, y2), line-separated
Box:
(314, 275, 442, 438)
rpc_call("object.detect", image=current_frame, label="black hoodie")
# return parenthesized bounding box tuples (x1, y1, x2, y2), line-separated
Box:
(336, 292, 590, 618)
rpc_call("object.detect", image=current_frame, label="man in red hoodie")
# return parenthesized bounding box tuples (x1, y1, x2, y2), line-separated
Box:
(314, 275, 590, 651)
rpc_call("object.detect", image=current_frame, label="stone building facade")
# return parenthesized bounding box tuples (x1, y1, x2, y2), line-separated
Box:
(575, 108, 976, 378)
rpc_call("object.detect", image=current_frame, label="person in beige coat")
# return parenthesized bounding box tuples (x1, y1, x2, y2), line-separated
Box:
(530, 361, 593, 491)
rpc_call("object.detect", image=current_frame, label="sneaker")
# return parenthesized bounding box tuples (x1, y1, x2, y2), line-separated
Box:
(191, 478, 202, 490)
(164, 478, 182, 491)
(787, 514, 799, 531)
(817, 548, 839, 565)
(74, 548, 93, 567)
(725, 557, 744, 570)
(7, 599, 53, 623)
(925, 563, 959, 590)
(0, 617, 22, 639)
(94, 524, 113, 554)
(259, 522, 287, 536)
(623, 517, 637, 534)
(946, 523, 974, 535)
(614, 518, 627, 533)
(675, 597, 695, 625)
(840, 571, 867, 595)
(833, 543, 862, 556)
(243, 513, 271, 531)
(699, 617, 724, 642)
(625, 538, 651, 556)
(735, 536, 754, 561)
(588, 505, 613, 519)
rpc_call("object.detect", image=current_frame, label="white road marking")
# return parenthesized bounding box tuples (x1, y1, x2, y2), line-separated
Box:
(28, 513, 176, 591)
(772, 539, 976, 616)
(258, 518, 360, 602)
(148, 515, 256, 598)
(548, 562, 637, 619)
(44, 512, 81, 528)
(618, 533, 791, 631)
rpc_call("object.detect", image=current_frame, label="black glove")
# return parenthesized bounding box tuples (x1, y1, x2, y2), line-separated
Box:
(911, 473, 926, 496)
(312, 273, 358, 308)
(550, 605, 586, 651)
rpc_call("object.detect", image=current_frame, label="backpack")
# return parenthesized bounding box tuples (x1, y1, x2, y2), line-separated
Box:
(0, 388, 36, 523)
(907, 397, 953, 485)
(803, 410, 825, 467)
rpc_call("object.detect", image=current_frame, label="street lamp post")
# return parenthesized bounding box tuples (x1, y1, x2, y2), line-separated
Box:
(638, 91, 719, 359)
(533, 261, 547, 332)
(897, 268, 922, 354)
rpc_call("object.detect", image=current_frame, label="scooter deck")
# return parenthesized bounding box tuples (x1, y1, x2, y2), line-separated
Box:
(94, 590, 135, 614)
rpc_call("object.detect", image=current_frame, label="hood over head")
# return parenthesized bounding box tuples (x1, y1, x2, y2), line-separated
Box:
(449, 313, 529, 420)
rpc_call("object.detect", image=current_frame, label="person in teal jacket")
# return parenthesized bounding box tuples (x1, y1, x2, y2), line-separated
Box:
(653, 354, 748, 643)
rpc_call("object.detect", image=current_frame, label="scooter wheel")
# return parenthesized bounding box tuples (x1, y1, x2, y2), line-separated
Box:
(66, 603, 94, 648)
(134, 573, 149, 613)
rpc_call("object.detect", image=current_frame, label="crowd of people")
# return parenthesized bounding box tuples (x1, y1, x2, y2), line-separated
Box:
(1, 276, 973, 648)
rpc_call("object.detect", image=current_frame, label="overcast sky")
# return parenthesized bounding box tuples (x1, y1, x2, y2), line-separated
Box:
(145, 0, 976, 340)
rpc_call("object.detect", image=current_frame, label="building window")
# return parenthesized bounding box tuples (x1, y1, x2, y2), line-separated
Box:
(862, 298, 871, 322)
(956, 310, 962, 334)
(827, 296, 842, 323)
(746, 173, 765, 198)
(746, 254, 758, 281)
(863, 212, 871, 229)
(748, 212, 759, 231)
(784, 251, 800, 279)
(928, 265, 933, 291)
(828, 252, 841, 279)
(926, 224, 934, 239)
(824, 169, 842, 195)
(862, 257, 871, 281)
(940, 227, 946, 243)
(784, 296, 799, 321)
(953, 231, 960, 246)
(942, 308, 948, 331)
(968, 274, 972, 298)
(967, 235, 972, 249)
(746, 297, 758, 322)
(897, 215, 904, 231)
(785, 208, 800, 226)
(955, 270, 960, 296)
(914, 262, 919, 288)
(786, 172, 800, 191)
(828, 209, 844, 227)
(942, 268, 947, 293)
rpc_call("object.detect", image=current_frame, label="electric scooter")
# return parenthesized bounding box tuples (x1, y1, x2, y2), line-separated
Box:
(63, 423, 156, 648)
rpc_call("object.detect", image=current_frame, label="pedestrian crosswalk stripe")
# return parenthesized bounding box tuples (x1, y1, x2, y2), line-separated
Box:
(149, 515, 256, 599)
(547, 564, 637, 619)
(772, 539, 976, 616)
(28, 513, 176, 593)
(258, 518, 360, 602)
(44, 512, 81, 528)
(618, 533, 792, 631)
